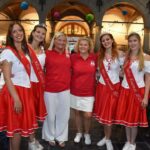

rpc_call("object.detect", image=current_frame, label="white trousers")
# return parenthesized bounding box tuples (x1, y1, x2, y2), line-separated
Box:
(42, 90, 70, 142)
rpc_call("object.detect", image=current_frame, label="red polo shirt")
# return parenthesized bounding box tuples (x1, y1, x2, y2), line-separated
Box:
(45, 50, 71, 92)
(70, 53, 97, 96)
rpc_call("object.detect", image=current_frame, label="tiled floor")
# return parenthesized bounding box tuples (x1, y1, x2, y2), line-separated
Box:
(1, 110, 150, 150)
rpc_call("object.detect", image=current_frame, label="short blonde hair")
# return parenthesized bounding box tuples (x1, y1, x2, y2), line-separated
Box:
(74, 36, 94, 53)
(48, 32, 68, 51)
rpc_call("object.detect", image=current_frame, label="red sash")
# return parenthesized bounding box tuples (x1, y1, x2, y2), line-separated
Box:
(124, 60, 143, 103)
(100, 62, 119, 98)
(6, 46, 30, 76)
(28, 45, 45, 89)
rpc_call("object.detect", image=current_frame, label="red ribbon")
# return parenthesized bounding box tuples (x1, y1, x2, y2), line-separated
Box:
(100, 62, 119, 98)
(124, 60, 143, 103)
(6, 46, 31, 77)
(28, 45, 45, 90)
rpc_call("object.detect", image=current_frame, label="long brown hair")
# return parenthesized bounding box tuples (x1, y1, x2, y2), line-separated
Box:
(6, 22, 30, 57)
(125, 32, 144, 71)
(28, 24, 47, 48)
(98, 33, 118, 67)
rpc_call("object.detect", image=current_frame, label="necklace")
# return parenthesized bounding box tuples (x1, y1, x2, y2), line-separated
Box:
(105, 53, 112, 71)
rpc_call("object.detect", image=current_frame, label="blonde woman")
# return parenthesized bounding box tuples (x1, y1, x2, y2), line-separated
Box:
(70, 37, 97, 145)
(42, 32, 71, 148)
(115, 32, 150, 150)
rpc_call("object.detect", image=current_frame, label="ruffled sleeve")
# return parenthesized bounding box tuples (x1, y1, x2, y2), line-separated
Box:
(144, 60, 150, 73)
(0, 49, 14, 62)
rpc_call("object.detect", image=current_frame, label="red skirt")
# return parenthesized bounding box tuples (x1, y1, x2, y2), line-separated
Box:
(31, 82, 47, 121)
(93, 82, 120, 125)
(0, 85, 38, 137)
(114, 86, 148, 127)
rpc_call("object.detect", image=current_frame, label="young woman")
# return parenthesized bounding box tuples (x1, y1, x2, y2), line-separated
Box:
(42, 32, 71, 148)
(93, 32, 124, 150)
(115, 32, 150, 150)
(27, 24, 47, 150)
(0, 23, 38, 150)
(70, 37, 97, 145)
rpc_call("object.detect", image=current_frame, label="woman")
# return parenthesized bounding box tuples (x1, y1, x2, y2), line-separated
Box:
(93, 32, 124, 150)
(28, 24, 47, 150)
(115, 32, 150, 150)
(70, 37, 97, 145)
(42, 32, 71, 148)
(0, 22, 38, 150)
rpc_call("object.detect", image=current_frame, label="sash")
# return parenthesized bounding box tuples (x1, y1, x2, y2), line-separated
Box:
(6, 46, 30, 77)
(28, 45, 45, 89)
(100, 62, 119, 98)
(124, 60, 143, 103)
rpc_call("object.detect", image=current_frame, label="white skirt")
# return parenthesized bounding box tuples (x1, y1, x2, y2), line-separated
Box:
(70, 94, 94, 112)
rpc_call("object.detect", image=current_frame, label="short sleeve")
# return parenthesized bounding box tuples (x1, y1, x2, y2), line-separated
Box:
(144, 61, 150, 73)
(0, 49, 14, 62)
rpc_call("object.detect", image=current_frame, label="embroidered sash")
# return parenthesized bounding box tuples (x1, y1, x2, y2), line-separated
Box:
(28, 45, 45, 89)
(124, 60, 143, 103)
(6, 46, 30, 77)
(100, 62, 119, 98)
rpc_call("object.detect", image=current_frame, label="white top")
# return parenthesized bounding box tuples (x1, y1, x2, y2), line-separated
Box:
(0, 49, 31, 88)
(122, 60, 150, 88)
(30, 52, 45, 82)
(99, 57, 125, 85)
(0, 73, 4, 89)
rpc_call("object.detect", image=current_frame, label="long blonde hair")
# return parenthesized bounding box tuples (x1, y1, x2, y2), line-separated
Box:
(74, 36, 94, 53)
(126, 32, 144, 71)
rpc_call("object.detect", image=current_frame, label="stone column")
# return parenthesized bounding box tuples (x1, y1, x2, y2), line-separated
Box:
(94, 25, 101, 52)
(143, 27, 150, 54)
(49, 21, 55, 42)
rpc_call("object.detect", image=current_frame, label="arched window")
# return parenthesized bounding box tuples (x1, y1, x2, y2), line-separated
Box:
(59, 23, 87, 36)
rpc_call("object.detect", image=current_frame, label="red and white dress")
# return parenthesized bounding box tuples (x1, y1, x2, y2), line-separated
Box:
(93, 57, 124, 125)
(29, 47, 47, 122)
(115, 60, 150, 127)
(70, 53, 97, 112)
(0, 48, 38, 137)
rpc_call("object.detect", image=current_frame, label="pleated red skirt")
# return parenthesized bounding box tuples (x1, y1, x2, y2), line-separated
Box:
(31, 82, 47, 121)
(93, 82, 120, 125)
(114, 86, 148, 127)
(0, 85, 38, 137)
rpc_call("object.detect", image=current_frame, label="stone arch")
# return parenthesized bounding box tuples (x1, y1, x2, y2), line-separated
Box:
(99, 0, 148, 28)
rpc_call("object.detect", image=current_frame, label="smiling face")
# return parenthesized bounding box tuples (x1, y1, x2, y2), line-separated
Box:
(11, 24, 24, 44)
(128, 35, 140, 53)
(32, 27, 46, 43)
(78, 39, 90, 55)
(54, 35, 67, 52)
(101, 34, 113, 50)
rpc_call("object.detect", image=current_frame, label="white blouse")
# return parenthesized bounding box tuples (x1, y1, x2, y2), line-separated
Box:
(0, 49, 31, 88)
(0, 73, 4, 89)
(122, 60, 150, 88)
(30, 52, 46, 82)
(99, 57, 125, 85)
